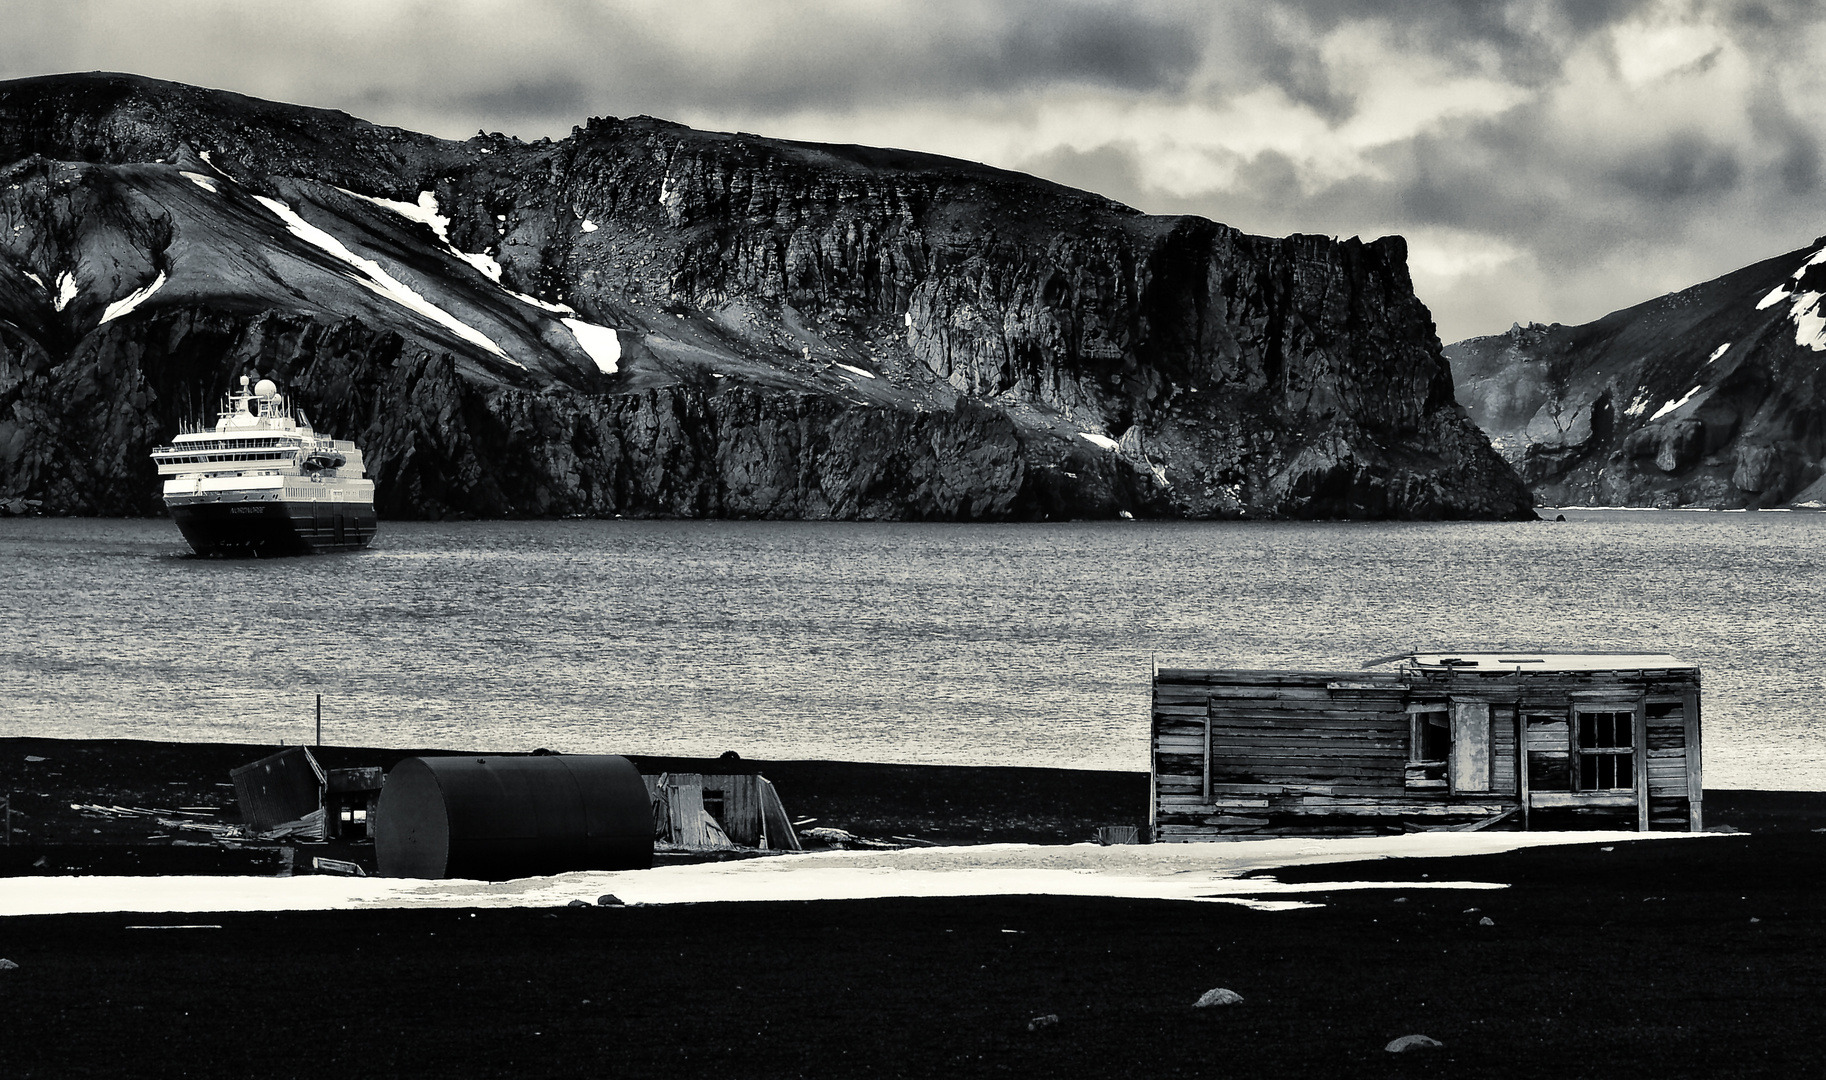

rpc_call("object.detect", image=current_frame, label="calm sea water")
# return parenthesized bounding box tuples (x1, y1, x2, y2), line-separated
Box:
(3, 511, 1823, 789)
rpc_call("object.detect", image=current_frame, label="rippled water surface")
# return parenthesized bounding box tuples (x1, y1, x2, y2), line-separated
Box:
(3, 511, 1823, 788)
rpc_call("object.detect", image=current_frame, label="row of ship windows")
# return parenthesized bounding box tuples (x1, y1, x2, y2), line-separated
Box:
(170, 438, 298, 451)
(164, 451, 296, 464)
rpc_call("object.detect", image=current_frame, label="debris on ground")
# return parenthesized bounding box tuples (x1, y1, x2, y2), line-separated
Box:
(800, 826, 899, 849)
(1026, 1014, 1059, 1031)
(1194, 988, 1244, 1007)
(1386, 1034, 1443, 1052)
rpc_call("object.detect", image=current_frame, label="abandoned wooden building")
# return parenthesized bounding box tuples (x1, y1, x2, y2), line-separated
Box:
(1151, 653, 1702, 839)
(646, 772, 802, 851)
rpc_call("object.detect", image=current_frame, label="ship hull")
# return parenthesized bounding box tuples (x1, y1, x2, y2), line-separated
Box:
(168, 499, 378, 556)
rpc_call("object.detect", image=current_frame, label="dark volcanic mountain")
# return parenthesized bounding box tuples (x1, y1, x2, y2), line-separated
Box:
(1449, 242, 1826, 509)
(0, 72, 1532, 521)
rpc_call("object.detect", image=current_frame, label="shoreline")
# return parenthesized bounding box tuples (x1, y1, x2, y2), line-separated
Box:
(3, 736, 1824, 880)
(5, 737, 1826, 1076)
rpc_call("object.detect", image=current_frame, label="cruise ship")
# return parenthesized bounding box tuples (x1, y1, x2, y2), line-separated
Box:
(150, 376, 377, 555)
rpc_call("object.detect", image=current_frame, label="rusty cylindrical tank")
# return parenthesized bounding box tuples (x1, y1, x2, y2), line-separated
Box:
(374, 755, 652, 879)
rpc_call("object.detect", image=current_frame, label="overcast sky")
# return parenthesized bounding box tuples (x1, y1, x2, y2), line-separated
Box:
(7, 0, 1826, 342)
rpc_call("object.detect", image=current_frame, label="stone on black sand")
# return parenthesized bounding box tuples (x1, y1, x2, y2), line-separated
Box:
(1193, 987, 1243, 1008)
(1386, 1034, 1443, 1052)
(598, 894, 625, 907)
(1027, 1014, 1059, 1032)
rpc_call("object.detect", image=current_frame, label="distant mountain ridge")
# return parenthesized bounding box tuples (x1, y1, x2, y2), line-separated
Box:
(0, 72, 1532, 520)
(1448, 241, 1826, 509)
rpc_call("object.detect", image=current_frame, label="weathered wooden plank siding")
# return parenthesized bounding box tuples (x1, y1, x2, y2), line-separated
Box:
(1153, 663, 1700, 837)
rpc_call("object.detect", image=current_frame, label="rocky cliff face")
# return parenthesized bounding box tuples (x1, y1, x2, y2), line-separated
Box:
(1448, 242, 1826, 509)
(0, 72, 1532, 521)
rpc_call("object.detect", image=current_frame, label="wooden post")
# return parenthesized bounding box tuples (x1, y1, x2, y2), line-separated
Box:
(315, 694, 322, 748)
(1201, 710, 1212, 805)
(1518, 713, 1531, 831)
(1685, 687, 1703, 832)
(1634, 696, 1650, 833)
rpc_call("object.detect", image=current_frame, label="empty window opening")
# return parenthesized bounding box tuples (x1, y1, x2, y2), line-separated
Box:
(1526, 713, 1571, 790)
(1406, 707, 1450, 790)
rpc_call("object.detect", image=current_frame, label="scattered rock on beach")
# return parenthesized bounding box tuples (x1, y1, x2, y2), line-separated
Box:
(1479, 916, 1495, 926)
(597, 894, 624, 907)
(1027, 1014, 1059, 1031)
(567, 899, 590, 908)
(1194, 987, 1244, 1008)
(1386, 1034, 1442, 1052)
(0, 959, 18, 970)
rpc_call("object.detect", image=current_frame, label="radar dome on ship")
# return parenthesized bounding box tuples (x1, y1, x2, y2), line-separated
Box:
(255, 379, 278, 398)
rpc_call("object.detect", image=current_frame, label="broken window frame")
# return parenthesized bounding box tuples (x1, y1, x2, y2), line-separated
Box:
(1405, 703, 1450, 790)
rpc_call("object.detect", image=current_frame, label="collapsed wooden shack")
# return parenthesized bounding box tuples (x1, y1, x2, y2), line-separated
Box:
(647, 773, 801, 851)
(1151, 653, 1703, 839)
(230, 746, 384, 841)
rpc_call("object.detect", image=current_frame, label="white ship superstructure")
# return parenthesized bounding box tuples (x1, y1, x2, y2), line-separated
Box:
(150, 376, 377, 555)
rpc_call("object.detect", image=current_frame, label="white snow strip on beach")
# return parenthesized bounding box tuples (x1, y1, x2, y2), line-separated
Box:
(562, 319, 621, 374)
(1650, 386, 1702, 421)
(98, 271, 167, 324)
(1078, 432, 1121, 451)
(255, 195, 515, 363)
(180, 171, 217, 193)
(834, 362, 875, 379)
(53, 271, 77, 311)
(1708, 342, 1731, 363)
(0, 832, 1706, 917)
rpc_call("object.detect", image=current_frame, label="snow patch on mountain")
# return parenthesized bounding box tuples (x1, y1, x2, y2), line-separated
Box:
(180, 172, 217, 193)
(1650, 386, 1703, 421)
(562, 319, 620, 374)
(1755, 249, 1826, 351)
(99, 272, 167, 324)
(346, 189, 576, 315)
(255, 194, 516, 365)
(53, 272, 76, 311)
(1707, 342, 1730, 363)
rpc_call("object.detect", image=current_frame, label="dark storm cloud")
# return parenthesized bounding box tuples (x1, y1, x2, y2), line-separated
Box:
(645, 1, 1205, 114)
(454, 78, 591, 123)
(1608, 134, 1742, 201)
(978, 5, 1201, 92)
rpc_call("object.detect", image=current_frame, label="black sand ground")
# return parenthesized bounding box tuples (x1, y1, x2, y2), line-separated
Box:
(2, 738, 1823, 1078)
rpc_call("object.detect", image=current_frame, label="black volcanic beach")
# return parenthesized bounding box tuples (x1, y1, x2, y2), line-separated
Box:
(3, 738, 1826, 1078)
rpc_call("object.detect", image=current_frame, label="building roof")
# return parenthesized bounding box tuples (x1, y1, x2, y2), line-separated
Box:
(1391, 652, 1696, 672)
